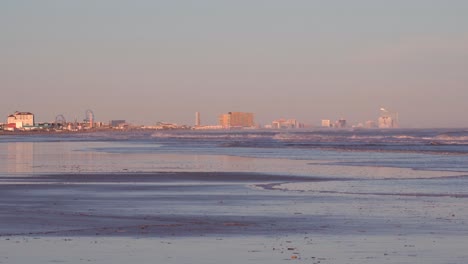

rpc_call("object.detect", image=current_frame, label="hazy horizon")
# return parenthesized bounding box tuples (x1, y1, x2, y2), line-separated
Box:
(2, 1, 468, 128)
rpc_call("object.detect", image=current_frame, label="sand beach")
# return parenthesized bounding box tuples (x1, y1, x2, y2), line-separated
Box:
(1, 130, 468, 263)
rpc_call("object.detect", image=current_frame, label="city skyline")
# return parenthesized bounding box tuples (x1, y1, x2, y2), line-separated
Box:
(2, 1, 468, 128)
(3, 108, 397, 130)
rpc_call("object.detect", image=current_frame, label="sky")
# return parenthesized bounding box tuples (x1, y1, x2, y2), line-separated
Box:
(2, 1, 468, 127)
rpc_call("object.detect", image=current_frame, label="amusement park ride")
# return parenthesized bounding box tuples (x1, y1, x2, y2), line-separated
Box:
(53, 109, 95, 130)
(54, 114, 66, 128)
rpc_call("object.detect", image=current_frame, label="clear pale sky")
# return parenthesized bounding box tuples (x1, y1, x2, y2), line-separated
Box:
(2, 1, 468, 127)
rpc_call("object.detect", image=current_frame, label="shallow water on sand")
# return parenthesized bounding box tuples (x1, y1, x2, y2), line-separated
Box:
(0, 140, 463, 179)
(1, 130, 468, 263)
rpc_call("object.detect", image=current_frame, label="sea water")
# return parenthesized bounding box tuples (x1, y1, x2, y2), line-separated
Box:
(1, 128, 468, 263)
(1, 128, 467, 179)
(1, 128, 468, 207)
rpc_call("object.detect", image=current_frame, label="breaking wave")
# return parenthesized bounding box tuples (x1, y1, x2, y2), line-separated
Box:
(434, 131, 468, 142)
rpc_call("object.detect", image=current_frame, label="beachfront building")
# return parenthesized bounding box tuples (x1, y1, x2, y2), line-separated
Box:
(378, 108, 398, 128)
(335, 119, 347, 128)
(219, 112, 255, 128)
(195, 112, 201, 127)
(6, 111, 35, 130)
(378, 116, 396, 128)
(272, 119, 301, 129)
(365, 120, 378, 128)
(192, 125, 223, 130)
(110, 120, 126, 128)
(321, 120, 331, 127)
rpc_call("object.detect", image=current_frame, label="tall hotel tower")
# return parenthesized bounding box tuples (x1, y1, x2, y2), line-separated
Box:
(378, 108, 399, 128)
(195, 112, 201, 127)
(218, 112, 254, 128)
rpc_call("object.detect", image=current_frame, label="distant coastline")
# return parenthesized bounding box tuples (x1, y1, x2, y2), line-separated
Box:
(0, 128, 140, 136)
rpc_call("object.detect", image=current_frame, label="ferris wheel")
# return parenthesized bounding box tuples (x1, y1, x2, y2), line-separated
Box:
(55, 114, 66, 128)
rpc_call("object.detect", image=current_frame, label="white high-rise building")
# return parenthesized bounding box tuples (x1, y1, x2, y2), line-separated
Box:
(378, 108, 398, 128)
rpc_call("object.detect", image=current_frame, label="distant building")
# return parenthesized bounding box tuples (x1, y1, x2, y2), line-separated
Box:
(378, 116, 396, 128)
(6, 111, 35, 129)
(321, 120, 331, 127)
(365, 120, 378, 128)
(335, 119, 346, 128)
(151, 122, 190, 130)
(84, 109, 94, 128)
(193, 125, 223, 130)
(272, 119, 301, 129)
(378, 108, 398, 128)
(110, 120, 126, 128)
(219, 112, 254, 128)
(219, 114, 230, 128)
(195, 112, 201, 127)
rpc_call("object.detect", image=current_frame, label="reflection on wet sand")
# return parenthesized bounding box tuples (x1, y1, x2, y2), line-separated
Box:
(0, 137, 467, 264)
(0, 141, 462, 180)
(6, 142, 35, 174)
(0, 142, 103, 175)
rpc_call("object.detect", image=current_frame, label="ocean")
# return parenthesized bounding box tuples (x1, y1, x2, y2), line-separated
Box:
(1, 128, 468, 263)
(2, 128, 468, 174)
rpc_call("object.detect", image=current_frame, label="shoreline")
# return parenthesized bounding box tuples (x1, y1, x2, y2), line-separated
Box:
(0, 171, 322, 238)
(0, 171, 341, 183)
(0, 128, 151, 136)
(2, 172, 468, 263)
(1, 132, 468, 263)
(2, 171, 467, 238)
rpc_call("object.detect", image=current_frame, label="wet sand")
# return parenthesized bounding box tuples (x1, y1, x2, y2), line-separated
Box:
(0, 172, 337, 237)
(1, 171, 468, 263)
